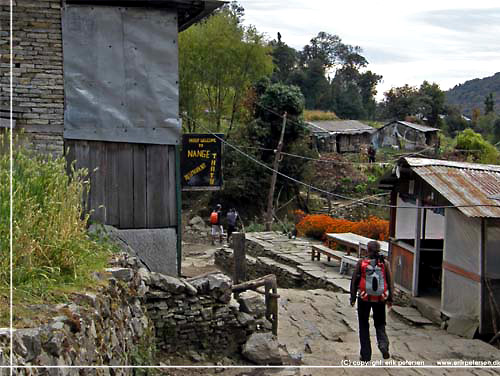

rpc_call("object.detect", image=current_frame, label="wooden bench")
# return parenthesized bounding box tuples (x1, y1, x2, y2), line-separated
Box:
(340, 255, 360, 274)
(311, 244, 344, 262)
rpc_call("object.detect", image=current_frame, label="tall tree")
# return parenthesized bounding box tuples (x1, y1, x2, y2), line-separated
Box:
(178, 3, 273, 133)
(381, 85, 419, 120)
(418, 81, 445, 127)
(485, 92, 495, 114)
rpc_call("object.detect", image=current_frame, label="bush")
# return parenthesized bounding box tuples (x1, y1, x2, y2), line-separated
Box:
(455, 128, 500, 164)
(0, 145, 113, 307)
(296, 214, 389, 241)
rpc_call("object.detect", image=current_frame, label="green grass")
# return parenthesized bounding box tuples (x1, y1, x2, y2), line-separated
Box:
(0, 141, 115, 327)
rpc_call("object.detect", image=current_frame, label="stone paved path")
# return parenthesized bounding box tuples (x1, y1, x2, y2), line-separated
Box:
(275, 288, 500, 374)
(180, 233, 500, 374)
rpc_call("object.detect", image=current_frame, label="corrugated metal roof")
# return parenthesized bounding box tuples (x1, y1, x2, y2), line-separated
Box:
(405, 157, 500, 218)
(386, 121, 439, 133)
(307, 120, 375, 134)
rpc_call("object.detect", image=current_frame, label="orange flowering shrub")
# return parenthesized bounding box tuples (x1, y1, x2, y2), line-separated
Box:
(296, 215, 389, 241)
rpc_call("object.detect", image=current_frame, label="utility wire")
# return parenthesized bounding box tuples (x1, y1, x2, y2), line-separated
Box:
(180, 113, 500, 211)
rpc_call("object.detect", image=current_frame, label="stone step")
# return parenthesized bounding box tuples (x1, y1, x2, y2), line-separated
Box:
(390, 306, 434, 326)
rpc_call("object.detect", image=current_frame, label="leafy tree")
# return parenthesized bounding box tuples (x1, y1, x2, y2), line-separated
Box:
(178, 4, 273, 133)
(270, 38, 298, 83)
(485, 92, 495, 114)
(381, 84, 419, 120)
(443, 104, 468, 136)
(418, 81, 445, 128)
(494, 118, 500, 143)
(455, 128, 499, 164)
(215, 81, 314, 216)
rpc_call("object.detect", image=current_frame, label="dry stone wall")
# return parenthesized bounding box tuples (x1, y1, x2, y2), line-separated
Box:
(1, 0, 64, 155)
(0, 253, 268, 372)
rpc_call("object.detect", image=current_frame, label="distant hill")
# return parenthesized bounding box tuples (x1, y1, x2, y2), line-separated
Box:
(445, 72, 500, 116)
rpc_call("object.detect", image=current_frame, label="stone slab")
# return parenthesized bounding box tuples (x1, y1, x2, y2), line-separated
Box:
(328, 279, 351, 294)
(447, 317, 478, 339)
(391, 306, 434, 325)
(116, 228, 177, 276)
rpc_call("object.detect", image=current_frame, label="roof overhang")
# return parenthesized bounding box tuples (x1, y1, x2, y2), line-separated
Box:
(65, 0, 225, 31)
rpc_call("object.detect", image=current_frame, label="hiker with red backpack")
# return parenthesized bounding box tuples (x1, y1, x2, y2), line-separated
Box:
(210, 204, 223, 245)
(350, 240, 394, 362)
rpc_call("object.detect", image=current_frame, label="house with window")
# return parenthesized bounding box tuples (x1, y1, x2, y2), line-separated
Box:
(380, 157, 500, 337)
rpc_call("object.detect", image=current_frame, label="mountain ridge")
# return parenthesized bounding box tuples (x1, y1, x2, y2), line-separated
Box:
(445, 72, 500, 116)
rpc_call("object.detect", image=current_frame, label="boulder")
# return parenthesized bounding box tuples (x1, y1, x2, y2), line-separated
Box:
(237, 290, 266, 318)
(242, 333, 282, 365)
(105, 267, 134, 282)
(189, 216, 205, 226)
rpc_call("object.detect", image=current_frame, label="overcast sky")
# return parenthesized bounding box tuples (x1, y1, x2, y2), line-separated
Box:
(238, 0, 500, 100)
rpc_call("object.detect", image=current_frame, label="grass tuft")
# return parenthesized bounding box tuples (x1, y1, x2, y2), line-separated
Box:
(0, 142, 114, 326)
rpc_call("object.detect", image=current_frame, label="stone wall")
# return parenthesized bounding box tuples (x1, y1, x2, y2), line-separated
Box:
(0, 253, 268, 371)
(1, 0, 64, 155)
(0, 255, 154, 373)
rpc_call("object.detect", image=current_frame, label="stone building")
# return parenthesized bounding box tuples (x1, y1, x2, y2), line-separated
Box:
(2, 0, 222, 276)
(307, 120, 375, 153)
(372, 120, 439, 151)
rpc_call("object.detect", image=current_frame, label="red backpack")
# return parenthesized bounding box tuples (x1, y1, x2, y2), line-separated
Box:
(210, 211, 218, 225)
(359, 258, 388, 302)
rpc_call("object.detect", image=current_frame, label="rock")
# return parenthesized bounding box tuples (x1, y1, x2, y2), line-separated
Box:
(187, 350, 205, 362)
(44, 331, 65, 357)
(242, 333, 282, 365)
(237, 290, 266, 318)
(236, 312, 254, 327)
(105, 267, 134, 282)
(207, 273, 232, 292)
(182, 281, 198, 296)
(16, 328, 42, 362)
(149, 272, 185, 294)
(447, 316, 478, 339)
(189, 216, 205, 226)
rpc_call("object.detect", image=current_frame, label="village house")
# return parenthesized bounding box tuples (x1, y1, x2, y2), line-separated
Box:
(380, 157, 500, 338)
(372, 120, 439, 151)
(307, 120, 375, 153)
(2, 0, 222, 276)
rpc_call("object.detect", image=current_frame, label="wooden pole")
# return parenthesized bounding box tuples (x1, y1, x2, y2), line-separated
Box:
(265, 112, 287, 231)
(412, 194, 422, 297)
(233, 232, 247, 287)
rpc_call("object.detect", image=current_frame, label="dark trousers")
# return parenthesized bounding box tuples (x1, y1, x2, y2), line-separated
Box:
(227, 225, 236, 241)
(357, 299, 389, 361)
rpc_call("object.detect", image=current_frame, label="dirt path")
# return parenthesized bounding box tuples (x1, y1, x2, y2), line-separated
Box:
(180, 241, 224, 278)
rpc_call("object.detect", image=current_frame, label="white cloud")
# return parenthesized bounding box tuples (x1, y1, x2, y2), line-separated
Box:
(238, 0, 500, 100)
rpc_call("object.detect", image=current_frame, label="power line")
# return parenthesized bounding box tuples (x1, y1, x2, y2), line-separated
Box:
(179, 113, 500, 211)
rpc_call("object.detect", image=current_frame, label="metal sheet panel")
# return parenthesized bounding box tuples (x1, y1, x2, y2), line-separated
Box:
(411, 165, 500, 218)
(63, 5, 180, 145)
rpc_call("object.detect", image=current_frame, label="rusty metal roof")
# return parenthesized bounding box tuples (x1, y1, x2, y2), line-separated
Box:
(405, 158, 500, 217)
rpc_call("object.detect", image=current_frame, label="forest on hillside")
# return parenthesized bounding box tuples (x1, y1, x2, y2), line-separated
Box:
(178, 1, 500, 222)
(446, 72, 500, 117)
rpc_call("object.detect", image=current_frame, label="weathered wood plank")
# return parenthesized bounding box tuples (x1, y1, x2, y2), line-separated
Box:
(168, 145, 176, 226)
(105, 142, 120, 226)
(118, 143, 134, 228)
(73, 140, 91, 214)
(133, 143, 147, 228)
(89, 141, 107, 224)
(146, 144, 168, 227)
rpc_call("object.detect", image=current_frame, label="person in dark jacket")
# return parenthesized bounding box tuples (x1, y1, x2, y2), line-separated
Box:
(226, 208, 238, 243)
(350, 240, 394, 362)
